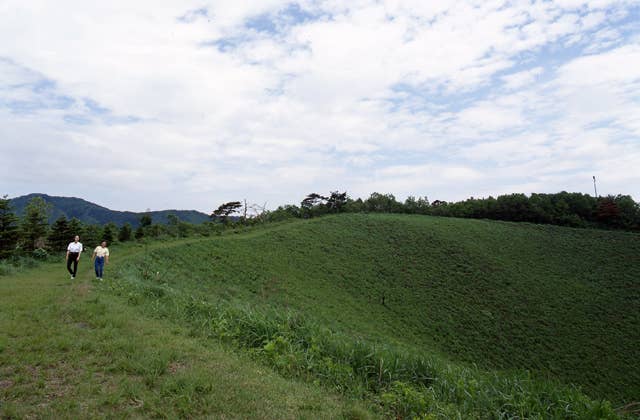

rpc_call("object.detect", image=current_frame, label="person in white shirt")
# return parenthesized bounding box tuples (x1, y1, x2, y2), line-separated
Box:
(92, 241, 110, 281)
(66, 235, 83, 279)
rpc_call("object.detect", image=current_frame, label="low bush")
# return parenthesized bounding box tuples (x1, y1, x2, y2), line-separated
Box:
(0, 254, 53, 276)
(32, 247, 49, 260)
(0, 260, 16, 276)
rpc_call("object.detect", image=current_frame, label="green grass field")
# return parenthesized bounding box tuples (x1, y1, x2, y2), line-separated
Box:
(0, 240, 375, 418)
(2, 213, 639, 418)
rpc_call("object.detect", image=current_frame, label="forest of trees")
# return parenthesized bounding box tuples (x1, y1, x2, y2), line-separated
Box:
(267, 191, 640, 231)
(1, 190, 639, 262)
(0, 195, 206, 261)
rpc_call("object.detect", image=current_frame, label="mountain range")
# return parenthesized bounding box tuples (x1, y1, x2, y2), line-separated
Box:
(9, 193, 210, 227)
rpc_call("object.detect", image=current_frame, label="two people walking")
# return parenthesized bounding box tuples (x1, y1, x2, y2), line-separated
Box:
(66, 236, 110, 280)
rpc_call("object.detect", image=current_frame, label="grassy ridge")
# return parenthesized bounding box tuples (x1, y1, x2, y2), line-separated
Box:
(110, 214, 639, 416)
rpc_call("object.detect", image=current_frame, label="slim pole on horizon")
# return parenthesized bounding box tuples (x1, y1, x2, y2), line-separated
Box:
(593, 176, 598, 198)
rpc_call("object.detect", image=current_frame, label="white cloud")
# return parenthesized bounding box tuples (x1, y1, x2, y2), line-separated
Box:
(502, 67, 544, 90)
(556, 43, 640, 86)
(0, 0, 639, 210)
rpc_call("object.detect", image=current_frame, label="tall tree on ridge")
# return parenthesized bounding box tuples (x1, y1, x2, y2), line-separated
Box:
(211, 201, 243, 225)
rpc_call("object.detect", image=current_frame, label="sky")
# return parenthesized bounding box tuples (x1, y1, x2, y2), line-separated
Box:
(1, 0, 639, 213)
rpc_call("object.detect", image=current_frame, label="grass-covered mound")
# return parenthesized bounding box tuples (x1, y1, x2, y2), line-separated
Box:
(110, 214, 639, 417)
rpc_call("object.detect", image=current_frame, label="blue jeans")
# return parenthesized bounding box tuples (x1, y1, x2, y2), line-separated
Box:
(94, 257, 105, 278)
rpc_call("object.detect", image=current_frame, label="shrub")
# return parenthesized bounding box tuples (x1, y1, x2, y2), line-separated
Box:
(32, 248, 49, 260)
(0, 260, 16, 276)
(381, 381, 429, 418)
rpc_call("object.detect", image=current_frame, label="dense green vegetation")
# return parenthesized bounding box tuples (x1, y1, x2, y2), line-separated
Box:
(106, 214, 638, 417)
(9, 193, 210, 226)
(272, 191, 640, 231)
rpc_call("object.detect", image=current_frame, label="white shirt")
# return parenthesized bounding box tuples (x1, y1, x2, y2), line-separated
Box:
(67, 242, 83, 253)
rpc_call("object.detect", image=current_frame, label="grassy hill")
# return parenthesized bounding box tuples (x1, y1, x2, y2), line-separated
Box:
(9, 193, 210, 226)
(2, 213, 638, 418)
(109, 214, 638, 416)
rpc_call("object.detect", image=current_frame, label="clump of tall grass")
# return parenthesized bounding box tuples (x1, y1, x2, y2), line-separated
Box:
(0, 260, 16, 276)
(0, 253, 57, 276)
(105, 259, 623, 419)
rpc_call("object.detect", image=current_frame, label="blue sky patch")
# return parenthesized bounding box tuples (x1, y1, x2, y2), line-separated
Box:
(63, 114, 92, 125)
(204, 36, 246, 53)
(84, 98, 110, 115)
(177, 7, 208, 23)
(245, 3, 326, 35)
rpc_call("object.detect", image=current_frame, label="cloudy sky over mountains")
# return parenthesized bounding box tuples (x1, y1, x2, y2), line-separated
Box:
(1, 0, 639, 212)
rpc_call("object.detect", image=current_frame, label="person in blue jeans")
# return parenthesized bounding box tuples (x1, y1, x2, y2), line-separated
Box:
(92, 241, 110, 280)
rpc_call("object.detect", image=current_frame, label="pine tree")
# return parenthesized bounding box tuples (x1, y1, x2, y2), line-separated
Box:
(83, 224, 103, 249)
(134, 226, 145, 240)
(118, 223, 133, 242)
(0, 195, 19, 259)
(211, 201, 242, 224)
(167, 214, 179, 237)
(68, 218, 84, 239)
(20, 196, 51, 251)
(139, 214, 152, 227)
(48, 216, 71, 253)
(102, 223, 116, 243)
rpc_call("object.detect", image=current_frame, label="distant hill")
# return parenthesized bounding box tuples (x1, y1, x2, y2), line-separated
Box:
(9, 193, 210, 227)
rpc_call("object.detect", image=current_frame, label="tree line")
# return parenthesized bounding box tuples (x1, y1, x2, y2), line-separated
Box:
(0, 196, 211, 261)
(2, 190, 639, 261)
(262, 191, 640, 231)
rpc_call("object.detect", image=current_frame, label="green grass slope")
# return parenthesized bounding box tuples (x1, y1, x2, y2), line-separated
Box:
(3, 214, 637, 418)
(117, 214, 639, 407)
(0, 252, 374, 418)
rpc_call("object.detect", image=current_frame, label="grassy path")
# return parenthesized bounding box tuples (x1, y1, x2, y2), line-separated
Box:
(0, 239, 374, 418)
